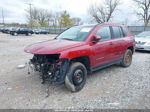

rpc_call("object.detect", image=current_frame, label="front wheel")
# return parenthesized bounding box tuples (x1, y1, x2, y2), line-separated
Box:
(121, 49, 133, 67)
(65, 62, 87, 92)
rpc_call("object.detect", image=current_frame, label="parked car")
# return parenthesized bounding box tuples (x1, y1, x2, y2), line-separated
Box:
(7, 27, 16, 33)
(0, 28, 3, 32)
(34, 29, 49, 34)
(25, 23, 135, 92)
(10, 28, 34, 36)
(135, 31, 150, 51)
(0, 27, 5, 33)
(6, 27, 17, 34)
(0, 27, 16, 33)
(33, 29, 40, 34)
(1, 27, 9, 33)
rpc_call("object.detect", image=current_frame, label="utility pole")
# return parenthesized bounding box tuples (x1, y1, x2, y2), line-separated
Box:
(2, 8, 5, 26)
(26, 3, 33, 28)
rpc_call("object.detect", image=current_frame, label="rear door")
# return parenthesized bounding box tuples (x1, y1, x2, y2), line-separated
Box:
(110, 26, 125, 59)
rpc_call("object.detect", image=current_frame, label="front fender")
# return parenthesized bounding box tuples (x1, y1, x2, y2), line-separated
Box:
(59, 45, 92, 59)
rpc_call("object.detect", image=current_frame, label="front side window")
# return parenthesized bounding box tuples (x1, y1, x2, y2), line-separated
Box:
(96, 26, 111, 41)
(56, 26, 94, 41)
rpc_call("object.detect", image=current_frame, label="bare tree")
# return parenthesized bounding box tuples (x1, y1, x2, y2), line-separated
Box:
(51, 11, 62, 27)
(37, 9, 52, 24)
(133, 0, 150, 26)
(26, 7, 52, 27)
(30, 8, 39, 20)
(89, 0, 120, 23)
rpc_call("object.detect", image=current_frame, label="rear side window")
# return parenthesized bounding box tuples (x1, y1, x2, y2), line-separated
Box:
(122, 27, 128, 37)
(112, 26, 124, 38)
(20, 28, 24, 31)
(96, 26, 111, 41)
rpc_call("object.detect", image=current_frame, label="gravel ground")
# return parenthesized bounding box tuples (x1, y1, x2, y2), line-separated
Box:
(0, 33, 150, 109)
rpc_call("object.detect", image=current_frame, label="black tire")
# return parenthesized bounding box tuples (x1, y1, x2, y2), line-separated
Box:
(65, 62, 87, 92)
(26, 33, 31, 36)
(121, 49, 133, 67)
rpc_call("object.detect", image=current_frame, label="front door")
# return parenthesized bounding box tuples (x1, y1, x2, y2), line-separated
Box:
(92, 26, 114, 67)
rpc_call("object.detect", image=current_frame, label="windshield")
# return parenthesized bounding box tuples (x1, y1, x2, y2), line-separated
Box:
(136, 31, 150, 38)
(56, 26, 94, 41)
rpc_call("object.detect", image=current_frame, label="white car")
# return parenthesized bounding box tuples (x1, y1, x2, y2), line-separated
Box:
(135, 31, 150, 51)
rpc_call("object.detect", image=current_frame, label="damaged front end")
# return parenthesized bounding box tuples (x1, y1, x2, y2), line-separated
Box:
(29, 54, 70, 84)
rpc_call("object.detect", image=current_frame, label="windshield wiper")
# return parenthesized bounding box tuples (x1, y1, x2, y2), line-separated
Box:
(62, 38, 74, 41)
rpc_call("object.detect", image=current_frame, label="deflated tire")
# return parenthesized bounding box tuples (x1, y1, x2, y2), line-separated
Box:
(65, 62, 87, 92)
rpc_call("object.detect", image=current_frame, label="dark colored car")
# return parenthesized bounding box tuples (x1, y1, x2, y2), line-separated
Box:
(0, 28, 3, 32)
(10, 28, 34, 36)
(4, 27, 17, 34)
(1, 27, 10, 33)
(34, 29, 49, 34)
(25, 23, 135, 92)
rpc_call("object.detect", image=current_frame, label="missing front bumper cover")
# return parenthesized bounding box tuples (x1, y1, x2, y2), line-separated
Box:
(28, 54, 69, 85)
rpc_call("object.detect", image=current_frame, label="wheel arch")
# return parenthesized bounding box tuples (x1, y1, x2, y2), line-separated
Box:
(127, 46, 134, 54)
(70, 56, 91, 73)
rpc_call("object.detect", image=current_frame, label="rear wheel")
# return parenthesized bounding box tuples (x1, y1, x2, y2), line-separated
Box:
(65, 62, 87, 92)
(121, 49, 133, 67)
(27, 32, 31, 36)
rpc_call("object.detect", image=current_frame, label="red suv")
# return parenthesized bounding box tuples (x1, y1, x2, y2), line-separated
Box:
(25, 23, 135, 92)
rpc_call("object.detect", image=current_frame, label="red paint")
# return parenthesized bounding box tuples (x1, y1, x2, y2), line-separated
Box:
(25, 23, 135, 68)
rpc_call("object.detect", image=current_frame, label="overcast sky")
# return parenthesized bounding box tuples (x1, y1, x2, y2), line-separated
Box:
(0, 0, 140, 25)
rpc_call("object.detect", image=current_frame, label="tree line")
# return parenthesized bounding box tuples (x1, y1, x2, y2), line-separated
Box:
(26, 8, 82, 27)
(27, 0, 150, 27)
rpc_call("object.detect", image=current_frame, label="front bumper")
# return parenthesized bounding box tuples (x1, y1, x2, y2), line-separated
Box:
(135, 44, 150, 51)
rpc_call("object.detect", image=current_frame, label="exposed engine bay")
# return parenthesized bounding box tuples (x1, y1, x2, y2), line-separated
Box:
(29, 54, 69, 84)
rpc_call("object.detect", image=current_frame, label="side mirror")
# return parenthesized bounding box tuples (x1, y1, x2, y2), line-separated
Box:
(92, 35, 101, 43)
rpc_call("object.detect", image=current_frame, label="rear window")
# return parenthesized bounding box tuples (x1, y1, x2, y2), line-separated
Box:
(112, 26, 124, 38)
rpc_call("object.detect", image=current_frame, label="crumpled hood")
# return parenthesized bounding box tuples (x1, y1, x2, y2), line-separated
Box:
(24, 39, 85, 54)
